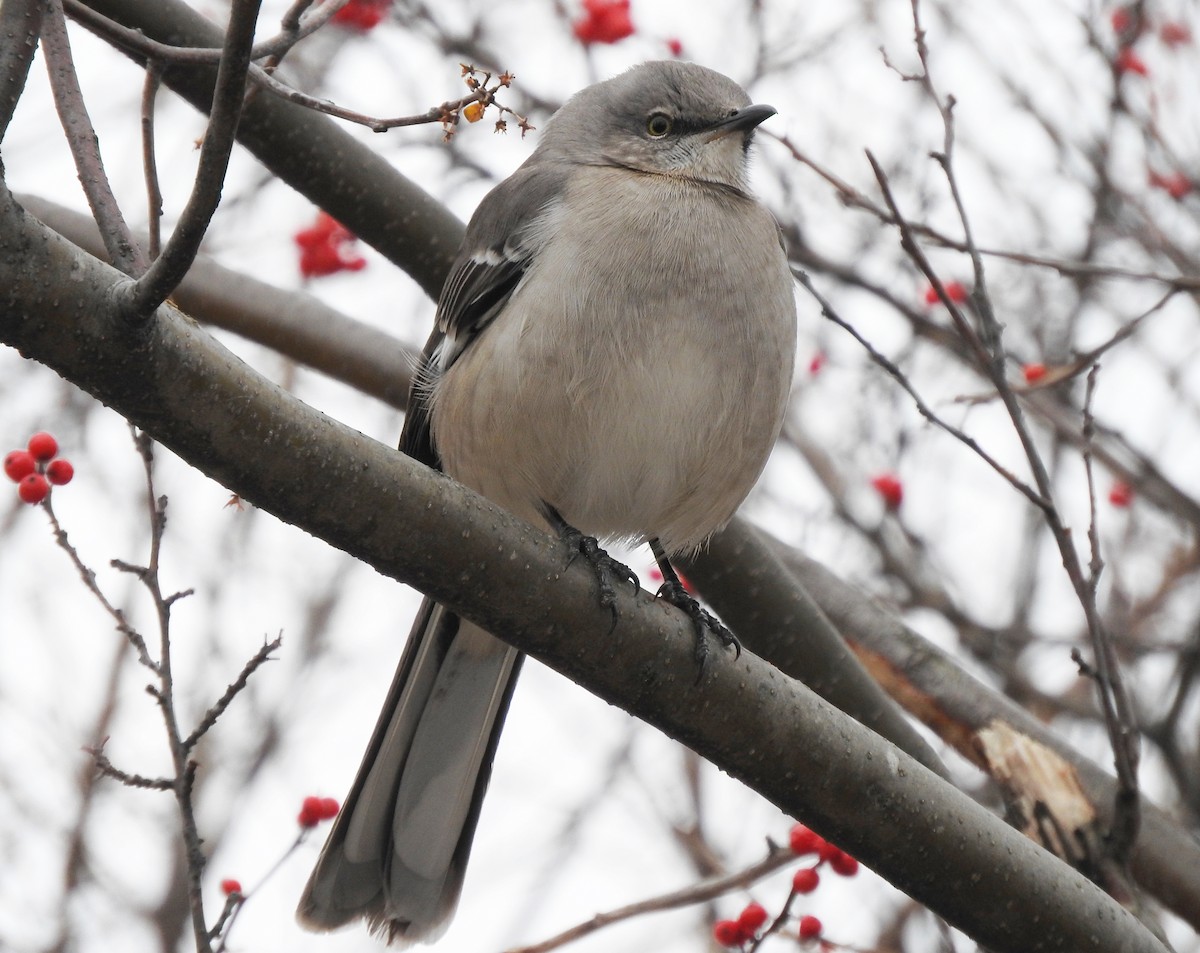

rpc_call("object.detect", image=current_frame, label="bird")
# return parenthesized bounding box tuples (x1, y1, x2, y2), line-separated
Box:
(298, 59, 797, 945)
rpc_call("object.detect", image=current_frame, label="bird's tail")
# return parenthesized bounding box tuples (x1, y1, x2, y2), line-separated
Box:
(297, 597, 522, 945)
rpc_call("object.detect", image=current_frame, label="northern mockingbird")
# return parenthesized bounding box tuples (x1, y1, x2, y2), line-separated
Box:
(298, 60, 797, 944)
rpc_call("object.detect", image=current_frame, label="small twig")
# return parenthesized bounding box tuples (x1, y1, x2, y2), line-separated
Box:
(125, 0, 265, 318)
(505, 843, 795, 953)
(213, 828, 311, 950)
(184, 635, 282, 752)
(767, 131, 1200, 294)
(795, 268, 1049, 510)
(62, 0, 346, 65)
(1081, 367, 1106, 587)
(865, 150, 995, 375)
(43, 497, 159, 672)
(898, 0, 1144, 870)
(40, 0, 147, 276)
(62, 3, 534, 138)
(89, 747, 173, 791)
(1078, 370, 1142, 862)
(140, 63, 164, 260)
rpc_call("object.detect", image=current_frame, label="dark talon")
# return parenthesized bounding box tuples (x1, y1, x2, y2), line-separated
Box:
(546, 505, 639, 629)
(650, 538, 739, 679)
(656, 578, 740, 678)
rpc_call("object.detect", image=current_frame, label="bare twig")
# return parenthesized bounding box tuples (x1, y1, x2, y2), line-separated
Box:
(184, 635, 282, 751)
(140, 63, 164, 259)
(63, 0, 348, 65)
(125, 0, 264, 317)
(62, 2, 532, 137)
(40, 0, 147, 275)
(89, 746, 174, 790)
(504, 843, 796, 953)
(44, 497, 158, 671)
(894, 0, 1143, 868)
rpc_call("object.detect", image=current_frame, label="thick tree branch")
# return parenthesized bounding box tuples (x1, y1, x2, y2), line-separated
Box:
(0, 190, 1170, 953)
(18, 194, 416, 407)
(767, 538, 1200, 933)
(679, 518, 948, 780)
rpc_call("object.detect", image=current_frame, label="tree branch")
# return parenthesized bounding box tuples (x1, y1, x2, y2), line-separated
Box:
(125, 0, 263, 316)
(0, 191, 1169, 953)
(0, 0, 45, 144)
(75, 0, 464, 301)
(40, 0, 147, 275)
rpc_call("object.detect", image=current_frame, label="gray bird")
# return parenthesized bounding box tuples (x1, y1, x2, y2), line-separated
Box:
(298, 59, 797, 944)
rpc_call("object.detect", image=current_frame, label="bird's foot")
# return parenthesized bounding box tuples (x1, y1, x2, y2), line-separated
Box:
(656, 578, 740, 677)
(555, 522, 640, 629)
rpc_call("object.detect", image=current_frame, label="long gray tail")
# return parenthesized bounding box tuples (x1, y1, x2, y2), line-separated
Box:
(297, 598, 522, 945)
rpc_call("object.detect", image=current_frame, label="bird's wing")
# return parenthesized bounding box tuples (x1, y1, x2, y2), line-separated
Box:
(399, 164, 568, 466)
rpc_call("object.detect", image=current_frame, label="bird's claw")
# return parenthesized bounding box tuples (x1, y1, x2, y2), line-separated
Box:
(656, 579, 740, 679)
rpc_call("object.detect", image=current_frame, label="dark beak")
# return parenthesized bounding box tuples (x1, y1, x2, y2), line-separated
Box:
(703, 103, 777, 141)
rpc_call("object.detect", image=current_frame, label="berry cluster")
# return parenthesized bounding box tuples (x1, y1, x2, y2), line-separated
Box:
(1107, 6, 1194, 199)
(4, 432, 73, 504)
(711, 824, 858, 948)
(294, 212, 368, 279)
(923, 280, 969, 307)
(297, 795, 340, 829)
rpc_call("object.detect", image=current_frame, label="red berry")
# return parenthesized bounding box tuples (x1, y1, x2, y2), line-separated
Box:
(924, 281, 968, 305)
(829, 850, 859, 876)
(737, 901, 769, 935)
(712, 919, 747, 947)
(792, 867, 820, 893)
(220, 878, 242, 896)
(18, 473, 50, 504)
(295, 213, 368, 278)
(46, 458, 74, 485)
(788, 824, 824, 856)
(1022, 362, 1047, 383)
(298, 795, 339, 827)
(798, 915, 823, 940)
(1149, 169, 1192, 200)
(808, 351, 826, 375)
(4, 450, 36, 482)
(666, 37, 683, 57)
(870, 473, 904, 511)
(27, 432, 58, 461)
(332, 0, 388, 31)
(1108, 481, 1134, 508)
(1160, 21, 1191, 46)
(1114, 47, 1149, 75)
(572, 0, 634, 45)
(298, 795, 324, 828)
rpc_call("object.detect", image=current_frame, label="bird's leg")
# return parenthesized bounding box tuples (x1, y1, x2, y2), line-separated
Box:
(544, 504, 640, 629)
(650, 538, 740, 672)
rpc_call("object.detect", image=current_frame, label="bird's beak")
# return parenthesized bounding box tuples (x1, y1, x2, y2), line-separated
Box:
(703, 103, 777, 142)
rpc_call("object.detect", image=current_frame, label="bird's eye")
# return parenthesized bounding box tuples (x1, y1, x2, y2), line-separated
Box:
(646, 113, 673, 138)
